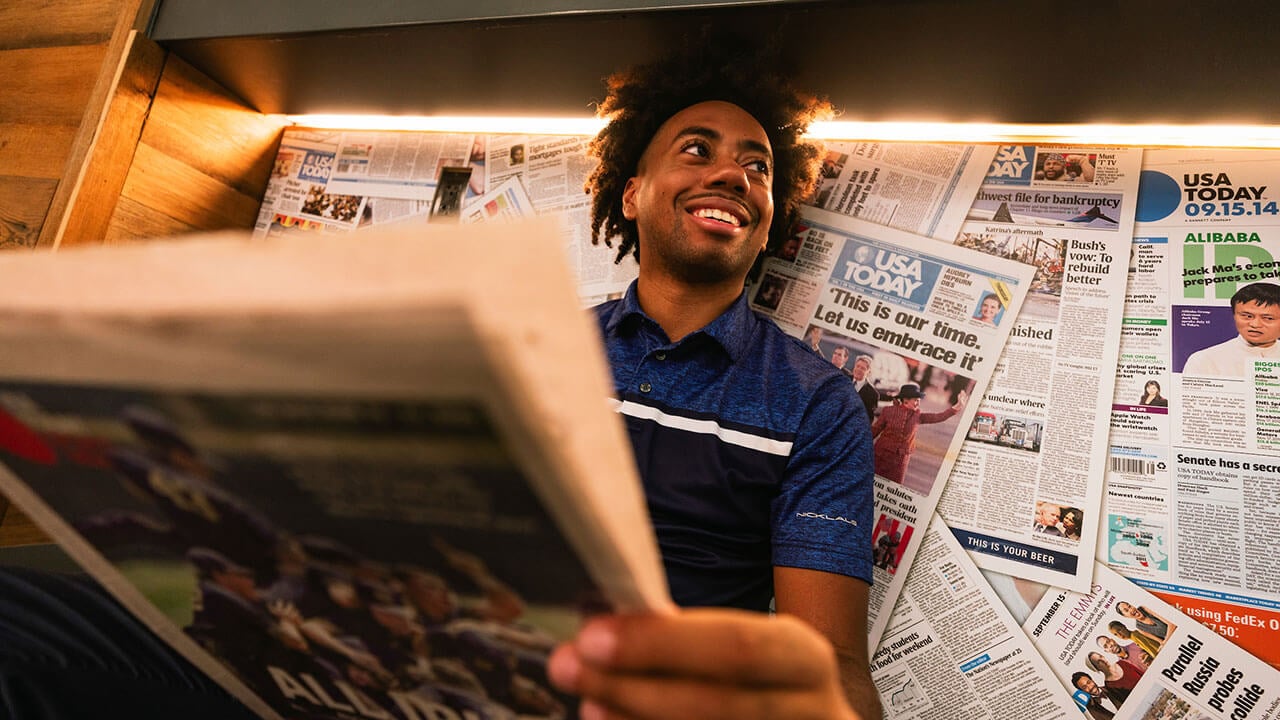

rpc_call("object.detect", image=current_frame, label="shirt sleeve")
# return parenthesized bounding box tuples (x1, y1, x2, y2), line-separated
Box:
(769, 374, 875, 584)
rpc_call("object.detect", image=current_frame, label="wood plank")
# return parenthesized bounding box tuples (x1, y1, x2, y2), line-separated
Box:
(103, 194, 197, 244)
(54, 32, 166, 248)
(0, 176, 57, 249)
(0, 123, 80, 179)
(141, 53, 286, 200)
(37, 0, 159, 249)
(115, 141, 262, 233)
(0, 44, 108, 125)
(0, 0, 123, 51)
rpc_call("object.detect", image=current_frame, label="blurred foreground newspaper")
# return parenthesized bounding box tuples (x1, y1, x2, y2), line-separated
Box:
(0, 220, 670, 720)
(1025, 563, 1280, 720)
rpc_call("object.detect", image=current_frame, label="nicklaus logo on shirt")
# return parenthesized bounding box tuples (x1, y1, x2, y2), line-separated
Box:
(795, 511, 859, 527)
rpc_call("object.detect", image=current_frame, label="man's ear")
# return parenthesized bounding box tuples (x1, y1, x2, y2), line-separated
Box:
(622, 177, 639, 220)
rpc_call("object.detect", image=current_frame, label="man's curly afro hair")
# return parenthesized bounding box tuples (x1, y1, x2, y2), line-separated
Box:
(586, 39, 833, 265)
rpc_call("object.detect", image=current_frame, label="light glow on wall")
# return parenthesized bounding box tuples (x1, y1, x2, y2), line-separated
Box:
(288, 114, 1280, 148)
(287, 114, 607, 136)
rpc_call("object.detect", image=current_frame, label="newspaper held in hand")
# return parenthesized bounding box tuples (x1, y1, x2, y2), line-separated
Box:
(0, 219, 670, 720)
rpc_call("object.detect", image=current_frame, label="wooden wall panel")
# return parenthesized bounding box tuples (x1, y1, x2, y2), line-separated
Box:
(141, 54, 286, 201)
(110, 141, 264, 234)
(0, 1, 123, 50)
(36, 0, 160, 249)
(0, 45, 107, 125)
(95, 56, 285, 243)
(0, 123, 79, 179)
(0, 0, 153, 251)
(0, 44, 106, 249)
(103, 195, 196, 243)
(54, 32, 166, 248)
(0, 177, 58, 249)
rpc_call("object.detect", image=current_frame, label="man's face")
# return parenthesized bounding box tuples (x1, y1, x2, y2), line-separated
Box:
(831, 347, 849, 368)
(1233, 300, 1280, 348)
(1074, 674, 1103, 697)
(1042, 157, 1065, 180)
(623, 101, 774, 286)
(1098, 636, 1122, 654)
(1037, 503, 1061, 526)
(852, 357, 871, 381)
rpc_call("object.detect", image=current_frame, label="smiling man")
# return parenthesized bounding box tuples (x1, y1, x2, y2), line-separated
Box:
(1183, 281, 1280, 378)
(565, 45, 879, 719)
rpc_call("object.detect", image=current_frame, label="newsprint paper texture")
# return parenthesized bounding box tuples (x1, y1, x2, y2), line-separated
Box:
(0, 221, 670, 720)
(1025, 563, 1280, 720)
(871, 514, 1078, 720)
(750, 206, 1035, 649)
(1103, 148, 1280, 670)
(941, 145, 1144, 592)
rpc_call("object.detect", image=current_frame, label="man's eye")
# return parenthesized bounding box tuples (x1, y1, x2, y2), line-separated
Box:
(680, 141, 708, 157)
(745, 159, 770, 175)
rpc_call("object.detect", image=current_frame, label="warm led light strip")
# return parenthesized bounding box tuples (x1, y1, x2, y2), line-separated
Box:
(288, 114, 607, 136)
(288, 114, 1280, 148)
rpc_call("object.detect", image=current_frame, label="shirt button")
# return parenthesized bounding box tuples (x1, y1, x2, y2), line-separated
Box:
(639, 382, 652, 393)
(654, 352, 666, 361)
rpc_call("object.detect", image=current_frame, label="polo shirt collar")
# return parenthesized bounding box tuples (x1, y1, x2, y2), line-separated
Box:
(604, 280, 756, 363)
(1232, 335, 1280, 356)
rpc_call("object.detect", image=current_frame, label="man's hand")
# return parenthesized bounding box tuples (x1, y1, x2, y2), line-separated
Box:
(547, 609, 869, 720)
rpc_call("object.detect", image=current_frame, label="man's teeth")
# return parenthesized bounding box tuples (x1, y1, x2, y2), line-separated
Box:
(693, 208, 741, 226)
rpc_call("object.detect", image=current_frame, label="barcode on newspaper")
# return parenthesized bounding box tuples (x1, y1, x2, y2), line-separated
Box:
(1109, 457, 1154, 475)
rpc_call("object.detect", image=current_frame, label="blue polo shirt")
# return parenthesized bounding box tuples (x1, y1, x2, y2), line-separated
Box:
(596, 282, 874, 611)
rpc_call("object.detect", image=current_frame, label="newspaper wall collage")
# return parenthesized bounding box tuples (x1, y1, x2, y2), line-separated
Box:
(252, 130, 1280, 718)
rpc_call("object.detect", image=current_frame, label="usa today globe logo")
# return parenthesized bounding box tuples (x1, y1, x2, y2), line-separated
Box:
(853, 245, 873, 264)
(1135, 170, 1181, 223)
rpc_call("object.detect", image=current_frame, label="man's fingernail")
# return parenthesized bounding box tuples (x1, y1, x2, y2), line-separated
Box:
(547, 645, 582, 690)
(577, 620, 618, 663)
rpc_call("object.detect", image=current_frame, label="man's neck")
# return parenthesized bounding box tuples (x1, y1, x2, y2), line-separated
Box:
(635, 274, 743, 343)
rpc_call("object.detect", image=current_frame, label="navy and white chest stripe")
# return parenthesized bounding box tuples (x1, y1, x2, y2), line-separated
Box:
(609, 398, 794, 457)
